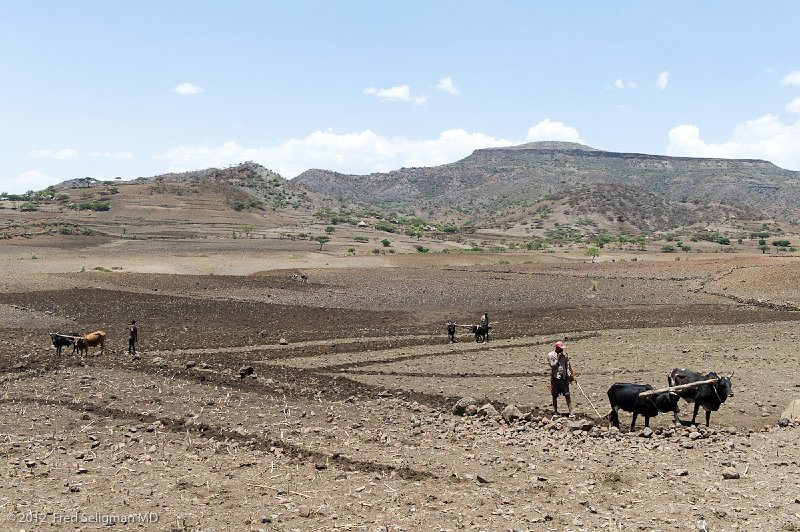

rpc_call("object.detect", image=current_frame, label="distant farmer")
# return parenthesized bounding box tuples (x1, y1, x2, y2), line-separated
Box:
(480, 312, 489, 328)
(446, 321, 457, 343)
(547, 341, 575, 417)
(128, 320, 138, 356)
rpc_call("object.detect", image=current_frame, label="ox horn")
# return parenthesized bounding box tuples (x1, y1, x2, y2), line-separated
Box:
(728, 370, 735, 379)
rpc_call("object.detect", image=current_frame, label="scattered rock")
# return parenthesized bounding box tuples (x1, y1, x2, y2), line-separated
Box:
(452, 397, 477, 416)
(298, 505, 311, 517)
(279, 338, 289, 345)
(476, 474, 492, 484)
(501, 404, 523, 424)
(722, 468, 740, 480)
(239, 366, 255, 378)
(464, 404, 478, 416)
(639, 427, 653, 438)
(185, 360, 197, 369)
(673, 469, 689, 477)
(778, 417, 790, 427)
(477, 403, 500, 418)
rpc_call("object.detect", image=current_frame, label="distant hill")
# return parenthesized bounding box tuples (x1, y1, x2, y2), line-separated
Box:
(294, 142, 800, 234)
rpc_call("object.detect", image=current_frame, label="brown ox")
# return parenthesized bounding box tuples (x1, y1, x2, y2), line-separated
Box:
(75, 331, 106, 355)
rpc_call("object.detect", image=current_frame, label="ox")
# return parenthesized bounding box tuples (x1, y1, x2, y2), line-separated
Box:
(75, 331, 107, 356)
(607, 382, 680, 431)
(667, 368, 734, 427)
(49, 332, 79, 356)
(470, 324, 490, 343)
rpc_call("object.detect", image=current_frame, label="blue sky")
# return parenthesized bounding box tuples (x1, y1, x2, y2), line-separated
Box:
(2, 1, 800, 193)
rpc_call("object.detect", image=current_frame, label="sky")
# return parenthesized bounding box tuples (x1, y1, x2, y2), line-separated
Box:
(2, 1, 800, 194)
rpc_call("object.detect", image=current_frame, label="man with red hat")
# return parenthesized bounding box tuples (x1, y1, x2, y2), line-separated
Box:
(547, 340, 575, 417)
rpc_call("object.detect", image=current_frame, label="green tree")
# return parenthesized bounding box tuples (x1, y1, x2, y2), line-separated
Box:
(381, 238, 391, 247)
(313, 235, 330, 250)
(325, 226, 335, 234)
(242, 224, 253, 238)
(585, 247, 600, 263)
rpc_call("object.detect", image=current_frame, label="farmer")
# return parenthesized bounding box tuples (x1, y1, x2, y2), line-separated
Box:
(547, 340, 575, 417)
(128, 320, 138, 356)
(447, 321, 457, 342)
(447, 321, 457, 343)
(480, 312, 489, 328)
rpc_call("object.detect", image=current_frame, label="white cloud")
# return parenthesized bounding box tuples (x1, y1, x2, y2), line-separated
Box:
(29, 148, 79, 160)
(364, 84, 411, 101)
(3, 170, 60, 193)
(363, 84, 427, 105)
(667, 114, 800, 170)
(155, 121, 585, 177)
(613, 79, 638, 90)
(155, 128, 526, 177)
(657, 71, 669, 91)
(88, 150, 133, 159)
(525, 119, 584, 144)
(436, 76, 460, 96)
(781, 71, 800, 86)
(172, 82, 204, 95)
(787, 96, 800, 114)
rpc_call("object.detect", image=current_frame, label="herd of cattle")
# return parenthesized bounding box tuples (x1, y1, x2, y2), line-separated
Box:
(608, 368, 734, 430)
(49, 331, 106, 356)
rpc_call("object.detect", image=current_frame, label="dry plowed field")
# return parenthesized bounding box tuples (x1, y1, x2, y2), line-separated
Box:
(1, 240, 799, 531)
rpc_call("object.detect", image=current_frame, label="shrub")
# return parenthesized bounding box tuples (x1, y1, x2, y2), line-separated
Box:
(772, 240, 791, 247)
(381, 239, 391, 247)
(354, 236, 369, 243)
(373, 222, 395, 233)
(78, 200, 110, 211)
(415, 245, 429, 253)
(20, 202, 39, 211)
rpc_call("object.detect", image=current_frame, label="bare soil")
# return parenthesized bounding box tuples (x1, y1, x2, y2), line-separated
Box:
(1, 235, 800, 531)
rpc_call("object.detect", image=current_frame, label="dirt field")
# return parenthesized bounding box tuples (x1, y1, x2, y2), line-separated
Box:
(1, 236, 799, 531)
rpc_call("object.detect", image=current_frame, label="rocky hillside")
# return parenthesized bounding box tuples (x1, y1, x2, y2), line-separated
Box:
(294, 142, 800, 233)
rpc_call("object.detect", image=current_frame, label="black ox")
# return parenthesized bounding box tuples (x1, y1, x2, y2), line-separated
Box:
(607, 382, 680, 431)
(470, 324, 490, 343)
(49, 332, 79, 356)
(667, 368, 734, 427)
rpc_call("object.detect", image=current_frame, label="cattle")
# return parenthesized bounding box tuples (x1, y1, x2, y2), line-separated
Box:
(667, 368, 734, 426)
(49, 332, 79, 356)
(75, 331, 107, 356)
(470, 324, 490, 343)
(607, 382, 680, 431)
